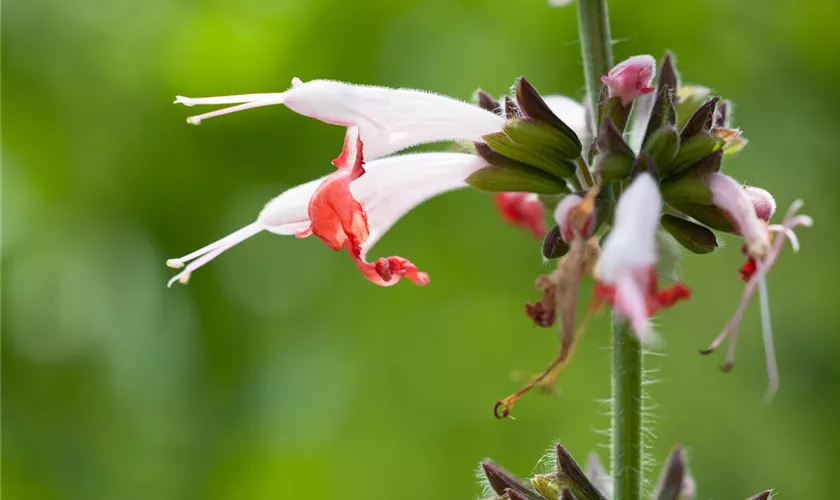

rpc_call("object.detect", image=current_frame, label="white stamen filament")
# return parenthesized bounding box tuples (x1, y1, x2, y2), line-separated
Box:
(758, 275, 779, 402)
(175, 93, 288, 125)
(166, 222, 264, 287)
(705, 200, 812, 387)
(768, 224, 800, 252)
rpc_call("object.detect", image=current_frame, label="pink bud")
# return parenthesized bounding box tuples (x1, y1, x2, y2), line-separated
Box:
(744, 186, 776, 222)
(601, 55, 657, 107)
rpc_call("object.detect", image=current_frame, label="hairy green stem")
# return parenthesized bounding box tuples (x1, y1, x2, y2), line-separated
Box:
(610, 317, 644, 500)
(576, 0, 614, 135)
(575, 3, 645, 497)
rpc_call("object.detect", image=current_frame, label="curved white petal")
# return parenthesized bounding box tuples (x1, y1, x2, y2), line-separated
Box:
(598, 173, 661, 282)
(543, 95, 587, 141)
(708, 173, 769, 258)
(167, 153, 486, 286)
(351, 153, 487, 258)
(178, 79, 505, 160)
(616, 272, 653, 341)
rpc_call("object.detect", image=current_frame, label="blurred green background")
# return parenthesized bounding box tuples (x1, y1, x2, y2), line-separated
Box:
(3, 0, 839, 498)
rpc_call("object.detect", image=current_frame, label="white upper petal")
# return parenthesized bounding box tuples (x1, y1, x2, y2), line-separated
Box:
(708, 173, 769, 257)
(258, 153, 487, 254)
(351, 153, 487, 258)
(257, 177, 320, 233)
(283, 80, 505, 159)
(543, 95, 587, 142)
(598, 173, 662, 282)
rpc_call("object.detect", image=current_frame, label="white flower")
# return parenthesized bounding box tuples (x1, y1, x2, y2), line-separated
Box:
(596, 173, 690, 341)
(176, 78, 505, 160)
(703, 175, 813, 400)
(166, 152, 487, 287)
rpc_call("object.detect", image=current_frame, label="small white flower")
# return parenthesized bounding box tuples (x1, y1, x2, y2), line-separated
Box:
(596, 173, 691, 341)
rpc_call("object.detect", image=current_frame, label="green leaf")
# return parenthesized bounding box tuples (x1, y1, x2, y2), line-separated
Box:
(642, 52, 679, 148)
(669, 150, 723, 181)
(598, 94, 630, 133)
(595, 152, 633, 182)
(632, 151, 657, 177)
(669, 202, 734, 232)
(669, 133, 722, 174)
(675, 86, 712, 129)
(466, 165, 569, 194)
(661, 214, 718, 254)
(643, 126, 680, 177)
(680, 97, 719, 141)
(516, 78, 584, 152)
(483, 131, 575, 180)
(661, 176, 712, 204)
(505, 119, 582, 161)
(597, 119, 634, 158)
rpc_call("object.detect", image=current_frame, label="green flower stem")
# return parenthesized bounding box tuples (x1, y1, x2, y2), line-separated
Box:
(576, 3, 645, 498)
(611, 317, 644, 500)
(576, 0, 614, 135)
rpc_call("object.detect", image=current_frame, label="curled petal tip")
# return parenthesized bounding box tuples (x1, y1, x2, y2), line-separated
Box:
(174, 96, 194, 106)
(166, 258, 185, 269)
(186, 116, 202, 125)
(291, 77, 304, 87)
(493, 400, 511, 419)
(720, 361, 734, 373)
(699, 347, 715, 356)
(167, 272, 191, 288)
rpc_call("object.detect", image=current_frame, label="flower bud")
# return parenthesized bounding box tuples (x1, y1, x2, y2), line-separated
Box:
(554, 194, 596, 243)
(601, 55, 657, 106)
(744, 186, 776, 222)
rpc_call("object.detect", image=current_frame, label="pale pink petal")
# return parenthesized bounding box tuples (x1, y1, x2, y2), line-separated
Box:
(708, 173, 770, 259)
(615, 271, 653, 341)
(598, 173, 661, 283)
(553, 194, 589, 242)
(177, 79, 505, 160)
(743, 185, 776, 221)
